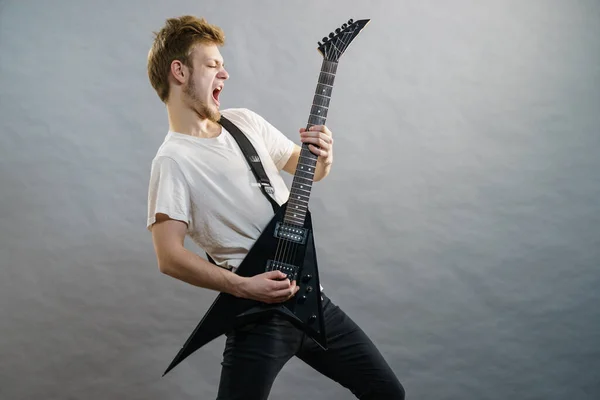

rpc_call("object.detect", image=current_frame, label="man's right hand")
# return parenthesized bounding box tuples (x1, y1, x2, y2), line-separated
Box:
(235, 270, 300, 303)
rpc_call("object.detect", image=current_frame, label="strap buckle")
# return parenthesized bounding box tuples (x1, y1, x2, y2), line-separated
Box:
(261, 182, 275, 195)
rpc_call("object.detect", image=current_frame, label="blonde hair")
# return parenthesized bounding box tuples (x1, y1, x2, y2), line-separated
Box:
(147, 16, 225, 103)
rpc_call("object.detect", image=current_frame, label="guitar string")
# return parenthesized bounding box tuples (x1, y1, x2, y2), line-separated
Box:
(280, 29, 354, 277)
(275, 27, 353, 280)
(274, 26, 356, 285)
(276, 59, 334, 276)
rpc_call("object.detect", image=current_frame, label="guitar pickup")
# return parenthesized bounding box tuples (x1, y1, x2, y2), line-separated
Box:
(274, 222, 308, 244)
(265, 260, 299, 281)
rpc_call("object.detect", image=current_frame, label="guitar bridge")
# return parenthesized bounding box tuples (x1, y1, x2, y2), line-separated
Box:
(266, 260, 299, 281)
(274, 222, 307, 244)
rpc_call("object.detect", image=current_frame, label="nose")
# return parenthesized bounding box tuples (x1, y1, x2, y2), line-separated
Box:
(218, 67, 229, 80)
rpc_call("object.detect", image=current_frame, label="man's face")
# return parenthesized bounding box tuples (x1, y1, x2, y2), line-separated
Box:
(183, 43, 229, 122)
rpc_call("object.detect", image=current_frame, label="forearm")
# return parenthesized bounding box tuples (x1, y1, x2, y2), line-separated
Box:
(314, 159, 332, 181)
(159, 247, 244, 296)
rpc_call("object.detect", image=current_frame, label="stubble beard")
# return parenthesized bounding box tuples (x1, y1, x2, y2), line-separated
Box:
(184, 75, 221, 123)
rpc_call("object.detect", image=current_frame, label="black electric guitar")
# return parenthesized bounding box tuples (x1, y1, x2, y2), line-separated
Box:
(163, 18, 370, 376)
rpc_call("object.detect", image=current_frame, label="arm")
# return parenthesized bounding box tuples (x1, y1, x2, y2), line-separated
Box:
(150, 213, 299, 303)
(151, 213, 244, 294)
(283, 125, 333, 181)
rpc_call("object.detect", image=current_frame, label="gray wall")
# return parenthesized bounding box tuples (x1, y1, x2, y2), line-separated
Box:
(1, 0, 599, 399)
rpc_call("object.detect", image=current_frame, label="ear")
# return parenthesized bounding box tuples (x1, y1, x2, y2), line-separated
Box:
(170, 60, 187, 85)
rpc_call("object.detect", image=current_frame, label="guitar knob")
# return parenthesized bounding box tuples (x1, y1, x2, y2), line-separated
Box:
(298, 295, 307, 303)
(309, 314, 317, 323)
(302, 274, 313, 282)
(306, 286, 313, 293)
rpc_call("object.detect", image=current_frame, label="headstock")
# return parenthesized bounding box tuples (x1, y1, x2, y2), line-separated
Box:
(317, 18, 370, 62)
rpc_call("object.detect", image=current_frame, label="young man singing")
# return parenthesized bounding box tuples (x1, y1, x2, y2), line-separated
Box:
(146, 15, 405, 400)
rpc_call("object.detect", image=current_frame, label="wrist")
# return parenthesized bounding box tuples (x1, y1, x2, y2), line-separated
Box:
(226, 272, 247, 297)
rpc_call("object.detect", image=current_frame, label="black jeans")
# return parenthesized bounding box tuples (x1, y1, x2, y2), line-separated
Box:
(216, 294, 405, 399)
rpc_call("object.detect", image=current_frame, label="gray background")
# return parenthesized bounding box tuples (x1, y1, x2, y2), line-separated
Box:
(1, 0, 599, 399)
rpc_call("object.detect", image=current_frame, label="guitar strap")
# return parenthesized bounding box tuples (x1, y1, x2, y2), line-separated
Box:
(205, 115, 282, 266)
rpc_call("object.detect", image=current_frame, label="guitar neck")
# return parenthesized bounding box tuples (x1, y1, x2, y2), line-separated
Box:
(283, 60, 338, 227)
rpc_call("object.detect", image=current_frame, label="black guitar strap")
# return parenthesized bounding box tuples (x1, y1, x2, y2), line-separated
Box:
(219, 116, 281, 213)
(205, 115, 281, 266)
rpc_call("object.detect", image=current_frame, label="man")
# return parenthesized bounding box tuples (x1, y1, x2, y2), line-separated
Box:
(146, 15, 405, 400)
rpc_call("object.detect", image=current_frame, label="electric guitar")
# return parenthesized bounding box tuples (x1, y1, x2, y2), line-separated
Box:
(163, 18, 370, 376)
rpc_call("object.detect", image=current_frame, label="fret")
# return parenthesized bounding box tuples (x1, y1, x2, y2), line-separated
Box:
(300, 150, 317, 159)
(286, 209, 306, 218)
(289, 196, 309, 204)
(300, 147, 318, 157)
(310, 105, 329, 118)
(309, 114, 326, 123)
(285, 203, 307, 212)
(284, 214, 306, 222)
(291, 180, 313, 189)
(283, 216, 305, 226)
(285, 205, 306, 213)
(318, 75, 335, 86)
(297, 160, 316, 170)
(290, 188, 311, 196)
(292, 178, 313, 186)
(291, 182, 313, 191)
(285, 203, 308, 211)
(298, 163, 316, 174)
(312, 96, 330, 103)
(297, 161, 315, 170)
(319, 70, 335, 78)
(294, 170, 315, 180)
(286, 204, 308, 214)
(322, 60, 338, 72)
(312, 100, 330, 108)
(287, 203, 308, 212)
(316, 86, 333, 92)
(313, 99, 331, 108)
(316, 85, 333, 98)
(294, 172, 313, 177)
(291, 188, 311, 196)
(286, 59, 338, 226)
(292, 176, 313, 182)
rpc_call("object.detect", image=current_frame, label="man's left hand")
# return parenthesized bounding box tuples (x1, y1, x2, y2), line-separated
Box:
(299, 125, 333, 166)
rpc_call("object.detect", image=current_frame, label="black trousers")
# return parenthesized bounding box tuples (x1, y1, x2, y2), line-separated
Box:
(216, 294, 405, 399)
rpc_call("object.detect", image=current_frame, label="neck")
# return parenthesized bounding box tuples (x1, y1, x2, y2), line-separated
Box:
(166, 100, 221, 138)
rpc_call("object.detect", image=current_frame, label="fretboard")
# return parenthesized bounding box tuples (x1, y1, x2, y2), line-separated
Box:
(284, 60, 338, 226)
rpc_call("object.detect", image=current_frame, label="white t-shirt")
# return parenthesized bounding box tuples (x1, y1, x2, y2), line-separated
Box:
(146, 108, 295, 270)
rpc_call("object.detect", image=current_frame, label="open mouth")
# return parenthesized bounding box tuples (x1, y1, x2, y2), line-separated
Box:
(212, 87, 222, 106)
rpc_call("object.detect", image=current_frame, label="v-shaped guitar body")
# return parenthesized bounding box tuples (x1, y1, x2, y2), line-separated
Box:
(163, 203, 326, 375)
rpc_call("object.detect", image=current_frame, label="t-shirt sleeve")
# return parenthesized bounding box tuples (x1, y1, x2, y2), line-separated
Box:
(247, 109, 295, 170)
(146, 156, 191, 231)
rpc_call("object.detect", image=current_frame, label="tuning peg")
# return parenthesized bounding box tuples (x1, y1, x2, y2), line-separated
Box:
(318, 41, 323, 47)
(342, 23, 347, 29)
(348, 18, 354, 24)
(329, 32, 334, 38)
(322, 36, 328, 42)
(335, 28, 341, 34)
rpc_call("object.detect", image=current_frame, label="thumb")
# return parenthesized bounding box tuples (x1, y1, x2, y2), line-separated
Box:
(266, 270, 287, 279)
